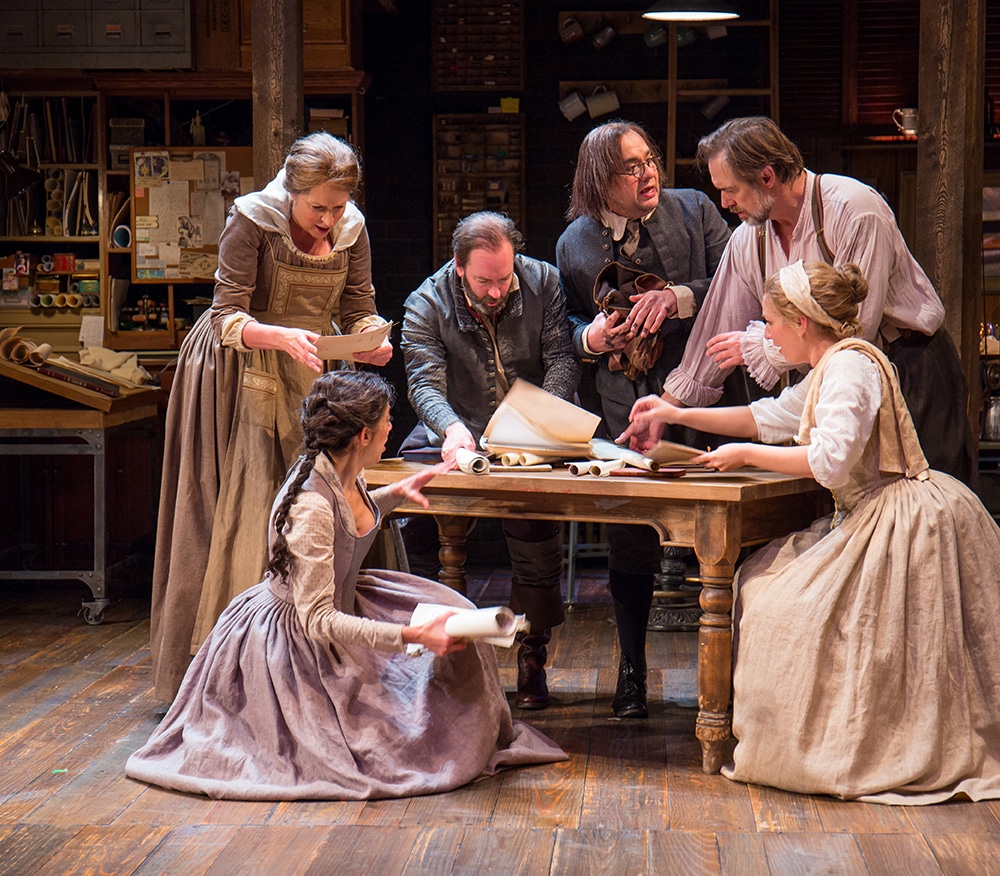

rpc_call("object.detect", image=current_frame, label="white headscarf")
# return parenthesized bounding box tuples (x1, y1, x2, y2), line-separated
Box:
(777, 261, 854, 336)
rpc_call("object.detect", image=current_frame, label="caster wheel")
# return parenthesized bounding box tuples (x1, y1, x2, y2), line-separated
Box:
(80, 603, 107, 625)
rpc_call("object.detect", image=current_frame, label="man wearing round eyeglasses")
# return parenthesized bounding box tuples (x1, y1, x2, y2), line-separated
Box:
(556, 120, 736, 719)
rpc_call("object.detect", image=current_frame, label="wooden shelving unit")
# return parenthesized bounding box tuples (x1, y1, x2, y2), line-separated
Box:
(432, 0, 524, 91)
(432, 113, 525, 267)
(558, 1, 778, 188)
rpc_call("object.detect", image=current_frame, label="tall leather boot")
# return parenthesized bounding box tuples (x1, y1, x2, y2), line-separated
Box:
(516, 630, 551, 710)
(609, 569, 654, 718)
(611, 652, 648, 718)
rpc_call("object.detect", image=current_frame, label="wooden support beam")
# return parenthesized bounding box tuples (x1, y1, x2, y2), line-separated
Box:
(251, 0, 304, 186)
(914, 0, 984, 440)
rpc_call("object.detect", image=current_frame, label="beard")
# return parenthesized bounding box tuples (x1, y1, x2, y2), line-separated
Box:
(742, 189, 777, 226)
(461, 279, 507, 320)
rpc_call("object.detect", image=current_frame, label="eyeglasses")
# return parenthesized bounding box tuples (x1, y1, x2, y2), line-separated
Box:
(618, 157, 658, 179)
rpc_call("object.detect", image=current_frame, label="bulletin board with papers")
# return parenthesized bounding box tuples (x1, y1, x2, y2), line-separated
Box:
(130, 147, 254, 283)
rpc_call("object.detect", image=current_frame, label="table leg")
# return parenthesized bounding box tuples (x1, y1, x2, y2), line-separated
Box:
(693, 502, 740, 774)
(434, 515, 475, 595)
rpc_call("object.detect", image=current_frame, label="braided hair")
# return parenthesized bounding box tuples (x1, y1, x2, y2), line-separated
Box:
(267, 371, 396, 580)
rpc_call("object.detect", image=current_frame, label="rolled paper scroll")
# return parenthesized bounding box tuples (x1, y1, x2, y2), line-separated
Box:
(54, 294, 67, 308)
(405, 604, 530, 655)
(500, 451, 522, 467)
(66, 293, 83, 309)
(617, 447, 660, 472)
(567, 460, 592, 476)
(588, 457, 626, 477)
(27, 343, 51, 366)
(444, 606, 520, 639)
(455, 447, 490, 475)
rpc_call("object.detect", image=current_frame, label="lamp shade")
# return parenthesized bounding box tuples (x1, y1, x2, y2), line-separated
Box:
(0, 150, 42, 200)
(642, 1, 739, 21)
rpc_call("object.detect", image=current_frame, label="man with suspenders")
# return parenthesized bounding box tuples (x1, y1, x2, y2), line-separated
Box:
(629, 116, 976, 485)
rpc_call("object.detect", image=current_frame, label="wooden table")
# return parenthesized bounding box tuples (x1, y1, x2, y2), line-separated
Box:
(364, 461, 831, 774)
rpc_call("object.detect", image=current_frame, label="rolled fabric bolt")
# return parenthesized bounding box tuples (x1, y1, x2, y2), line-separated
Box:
(84, 294, 98, 308)
(30, 293, 43, 308)
(500, 451, 522, 466)
(66, 293, 83, 308)
(27, 343, 51, 366)
(54, 294, 67, 308)
(69, 281, 79, 293)
(39, 294, 54, 308)
(567, 460, 593, 476)
(455, 447, 490, 475)
(589, 457, 627, 477)
(40, 255, 54, 272)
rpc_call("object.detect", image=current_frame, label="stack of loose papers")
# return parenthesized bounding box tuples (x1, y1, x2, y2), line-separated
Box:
(482, 379, 601, 459)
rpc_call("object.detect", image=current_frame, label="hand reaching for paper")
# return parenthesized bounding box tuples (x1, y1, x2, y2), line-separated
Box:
(388, 460, 454, 509)
(616, 393, 679, 451)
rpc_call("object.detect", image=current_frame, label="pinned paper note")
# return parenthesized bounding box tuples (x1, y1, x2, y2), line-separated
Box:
(79, 315, 105, 349)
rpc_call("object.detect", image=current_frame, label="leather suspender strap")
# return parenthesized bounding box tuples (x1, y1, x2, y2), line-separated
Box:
(757, 172, 836, 283)
(812, 173, 836, 265)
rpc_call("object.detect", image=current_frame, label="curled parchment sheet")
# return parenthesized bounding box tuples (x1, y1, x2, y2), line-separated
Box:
(405, 604, 530, 655)
(455, 447, 490, 475)
(567, 460, 592, 476)
(0, 327, 51, 366)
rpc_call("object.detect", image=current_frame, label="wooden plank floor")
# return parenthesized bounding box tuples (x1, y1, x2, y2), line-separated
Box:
(2, 568, 999, 876)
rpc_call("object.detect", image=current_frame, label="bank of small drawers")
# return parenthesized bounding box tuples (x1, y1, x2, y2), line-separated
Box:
(3, 0, 190, 69)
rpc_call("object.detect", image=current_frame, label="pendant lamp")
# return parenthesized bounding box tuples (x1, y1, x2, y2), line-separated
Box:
(642, 1, 739, 21)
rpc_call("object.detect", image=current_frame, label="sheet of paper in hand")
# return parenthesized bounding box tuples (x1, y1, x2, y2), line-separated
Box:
(644, 439, 703, 464)
(315, 322, 393, 361)
(482, 378, 600, 458)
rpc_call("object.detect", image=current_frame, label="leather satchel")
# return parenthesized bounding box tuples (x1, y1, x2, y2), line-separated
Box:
(592, 261, 670, 380)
